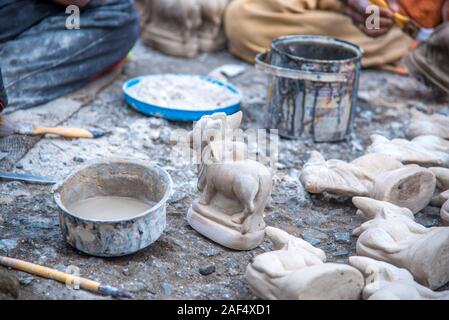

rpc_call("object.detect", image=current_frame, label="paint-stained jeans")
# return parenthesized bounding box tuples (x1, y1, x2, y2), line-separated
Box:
(0, 0, 139, 112)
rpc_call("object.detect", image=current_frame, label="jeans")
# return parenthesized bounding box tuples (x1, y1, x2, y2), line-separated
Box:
(0, 0, 139, 112)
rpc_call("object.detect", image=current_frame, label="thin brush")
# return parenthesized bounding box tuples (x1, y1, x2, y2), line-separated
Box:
(0, 115, 106, 139)
(0, 256, 132, 299)
(26, 125, 107, 139)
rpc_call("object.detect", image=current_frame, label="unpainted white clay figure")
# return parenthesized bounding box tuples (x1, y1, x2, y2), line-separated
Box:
(187, 112, 273, 250)
(428, 167, 449, 206)
(406, 109, 449, 140)
(408, 166, 449, 225)
(300, 151, 436, 213)
(367, 134, 449, 167)
(245, 227, 364, 300)
(349, 256, 449, 300)
(189, 110, 243, 163)
(352, 196, 449, 289)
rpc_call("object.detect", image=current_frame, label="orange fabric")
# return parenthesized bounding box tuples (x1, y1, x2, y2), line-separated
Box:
(397, 0, 445, 28)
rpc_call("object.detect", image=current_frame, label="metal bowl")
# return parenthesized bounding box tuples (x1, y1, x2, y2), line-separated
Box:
(53, 158, 172, 257)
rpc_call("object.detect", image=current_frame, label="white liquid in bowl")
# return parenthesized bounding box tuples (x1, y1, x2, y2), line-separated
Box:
(67, 196, 153, 221)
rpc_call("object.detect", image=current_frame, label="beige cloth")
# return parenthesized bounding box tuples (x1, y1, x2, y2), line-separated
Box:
(224, 0, 413, 67)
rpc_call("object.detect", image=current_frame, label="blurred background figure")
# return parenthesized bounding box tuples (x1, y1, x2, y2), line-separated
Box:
(224, 0, 449, 68)
(136, 0, 231, 58)
(0, 0, 139, 111)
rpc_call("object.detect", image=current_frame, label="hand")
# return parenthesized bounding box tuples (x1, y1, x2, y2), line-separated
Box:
(345, 0, 398, 37)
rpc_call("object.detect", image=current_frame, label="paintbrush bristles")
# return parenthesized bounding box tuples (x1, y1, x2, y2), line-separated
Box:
(402, 20, 421, 39)
(0, 116, 15, 138)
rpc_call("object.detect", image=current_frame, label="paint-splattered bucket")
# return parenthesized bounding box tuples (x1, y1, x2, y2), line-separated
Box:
(53, 158, 173, 257)
(256, 35, 363, 142)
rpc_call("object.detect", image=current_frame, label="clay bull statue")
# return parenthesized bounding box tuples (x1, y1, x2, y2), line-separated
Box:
(187, 111, 273, 250)
(197, 140, 272, 231)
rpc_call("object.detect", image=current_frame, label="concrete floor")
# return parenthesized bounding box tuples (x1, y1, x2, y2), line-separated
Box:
(1, 42, 448, 299)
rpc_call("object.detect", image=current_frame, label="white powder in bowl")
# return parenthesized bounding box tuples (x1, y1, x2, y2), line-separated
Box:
(127, 75, 241, 111)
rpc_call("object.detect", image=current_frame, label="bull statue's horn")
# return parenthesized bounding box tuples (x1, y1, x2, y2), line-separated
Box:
(227, 111, 243, 129)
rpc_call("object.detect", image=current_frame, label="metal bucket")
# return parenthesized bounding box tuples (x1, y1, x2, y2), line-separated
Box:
(256, 35, 363, 142)
(53, 158, 173, 257)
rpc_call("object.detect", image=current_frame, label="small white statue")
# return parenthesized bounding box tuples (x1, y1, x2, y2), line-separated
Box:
(189, 110, 243, 162)
(349, 256, 449, 300)
(300, 151, 436, 213)
(187, 112, 273, 250)
(245, 227, 364, 300)
(352, 196, 449, 289)
(367, 134, 449, 167)
(428, 167, 449, 207)
(406, 109, 449, 140)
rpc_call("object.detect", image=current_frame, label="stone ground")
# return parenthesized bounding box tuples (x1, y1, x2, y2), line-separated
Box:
(1, 41, 449, 300)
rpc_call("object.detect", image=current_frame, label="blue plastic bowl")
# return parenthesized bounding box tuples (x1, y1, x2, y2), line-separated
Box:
(123, 74, 242, 122)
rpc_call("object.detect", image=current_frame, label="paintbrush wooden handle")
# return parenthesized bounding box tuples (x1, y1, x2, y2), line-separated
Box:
(0, 256, 132, 298)
(33, 126, 95, 139)
(0, 256, 99, 292)
(369, 0, 409, 27)
(369, 0, 389, 7)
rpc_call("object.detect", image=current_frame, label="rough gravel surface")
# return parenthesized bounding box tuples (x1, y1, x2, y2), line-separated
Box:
(1, 42, 448, 300)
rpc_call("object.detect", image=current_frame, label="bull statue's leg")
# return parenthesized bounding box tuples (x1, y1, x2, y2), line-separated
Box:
(199, 182, 216, 205)
(231, 175, 258, 224)
(231, 202, 255, 224)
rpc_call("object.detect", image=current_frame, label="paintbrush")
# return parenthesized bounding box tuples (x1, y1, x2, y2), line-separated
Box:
(0, 256, 132, 299)
(369, 0, 433, 41)
(0, 115, 106, 139)
(0, 171, 58, 184)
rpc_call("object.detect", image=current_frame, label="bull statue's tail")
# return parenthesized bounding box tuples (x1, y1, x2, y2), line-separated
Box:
(242, 170, 272, 234)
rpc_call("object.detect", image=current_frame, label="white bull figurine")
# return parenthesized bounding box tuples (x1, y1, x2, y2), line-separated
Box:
(187, 111, 273, 250)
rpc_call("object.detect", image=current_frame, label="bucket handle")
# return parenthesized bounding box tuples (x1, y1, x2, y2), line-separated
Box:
(255, 52, 347, 83)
